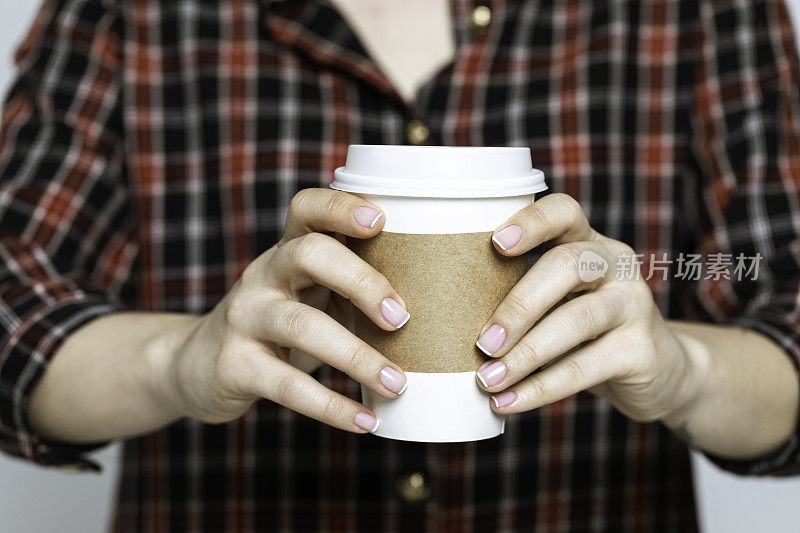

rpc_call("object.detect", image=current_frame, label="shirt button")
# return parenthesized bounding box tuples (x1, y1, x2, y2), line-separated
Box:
(405, 119, 430, 145)
(395, 471, 431, 504)
(469, 5, 492, 30)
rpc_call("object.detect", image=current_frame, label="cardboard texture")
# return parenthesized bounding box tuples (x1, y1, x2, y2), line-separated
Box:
(350, 231, 528, 372)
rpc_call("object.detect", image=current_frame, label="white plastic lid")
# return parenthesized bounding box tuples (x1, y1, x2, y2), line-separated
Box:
(331, 145, 547, 198)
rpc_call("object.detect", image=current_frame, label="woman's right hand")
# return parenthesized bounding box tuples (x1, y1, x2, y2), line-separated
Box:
(162, 189, 410, 433)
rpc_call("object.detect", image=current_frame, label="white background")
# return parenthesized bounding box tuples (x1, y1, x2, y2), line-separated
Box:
(1, 1, 800, 531)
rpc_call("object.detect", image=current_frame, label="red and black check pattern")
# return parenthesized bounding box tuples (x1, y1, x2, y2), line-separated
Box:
(2, 0, 800, 530)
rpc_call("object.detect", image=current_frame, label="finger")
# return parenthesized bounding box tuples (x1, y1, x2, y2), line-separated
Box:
(487, 333, 621, 414)
(269, 232, 410, 331)
(476, 241, 620, 357)
(476, 288, 625, 392)
(241, 354, 382, 433)
(257, 301, 407, 397)
(491, 193, 598, 256)
(282, 188, 385, 243)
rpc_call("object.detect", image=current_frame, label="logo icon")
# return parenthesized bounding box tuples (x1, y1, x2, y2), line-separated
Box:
(578, 250, 608, 283)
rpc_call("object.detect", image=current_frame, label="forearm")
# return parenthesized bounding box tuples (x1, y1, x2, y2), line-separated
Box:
(27, 312, 200, 444)
(663, 320, 799, 460)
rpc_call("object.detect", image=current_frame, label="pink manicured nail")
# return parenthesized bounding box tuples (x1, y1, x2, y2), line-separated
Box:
(381, 298, 410, 329)
(354, 412, 380, 432)
(492, 225, 522, 250)
(354, 207, 383, 228)
(380, 366, 408, 394)
(477, 360, 507, 388)
(476, 324, 506, 355)
(492, 391, 517, 408)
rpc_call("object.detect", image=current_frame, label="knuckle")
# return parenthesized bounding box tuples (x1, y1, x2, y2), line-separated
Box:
(224, 291, 251, 328)
(503, 290, 534, 321)
(514, 338, 542, 370)
(570, 299, 598, 333)
(611, 240, 635, 258)
(349, 264, 384, 298)
(624, 281, 655, 309)
(287, 232, 328, 265)
(526, 204, 551, 230)
(562, 357, 587, 383)
(526, 376, 550, 399)
(275, 371, 305, 403)
(588, 292, 618, 326)
(550, 243, 582, 273)
(552, 193, 585, 222)
(239, 261, 260, 287)
(280, 305, 316, 339)
(323, 190, 352, 217)
(344, 342, 375, 375)
(320, 393, 345, 421)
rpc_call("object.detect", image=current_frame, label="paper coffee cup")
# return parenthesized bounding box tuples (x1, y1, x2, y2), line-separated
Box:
(331, 145, 547, 442)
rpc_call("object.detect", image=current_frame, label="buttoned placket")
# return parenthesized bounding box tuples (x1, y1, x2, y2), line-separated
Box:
(260, 0, 502, 509)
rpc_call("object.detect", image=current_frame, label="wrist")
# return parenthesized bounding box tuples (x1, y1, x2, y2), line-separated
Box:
(142, 313, 204, 420)
(659, 328, 713, 431)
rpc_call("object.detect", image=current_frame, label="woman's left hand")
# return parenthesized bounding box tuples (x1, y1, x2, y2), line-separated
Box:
(475, 193, 702, 423)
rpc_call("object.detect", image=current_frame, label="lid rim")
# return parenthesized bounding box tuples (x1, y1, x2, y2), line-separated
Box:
(331, 145, 547, 198)
(331, 166, 547, 198)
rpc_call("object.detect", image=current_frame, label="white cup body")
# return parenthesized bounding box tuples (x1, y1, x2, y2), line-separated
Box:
(331, 145, 546, 443)
(361, 194, 534, 234)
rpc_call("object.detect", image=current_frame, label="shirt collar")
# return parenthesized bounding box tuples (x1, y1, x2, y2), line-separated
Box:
(263, 0, 402, 104)
(263, 0, 511, 110)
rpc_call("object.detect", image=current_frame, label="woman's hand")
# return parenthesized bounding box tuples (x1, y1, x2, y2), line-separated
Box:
(474, 193, 704, 424)
(163, 189, 410, 433)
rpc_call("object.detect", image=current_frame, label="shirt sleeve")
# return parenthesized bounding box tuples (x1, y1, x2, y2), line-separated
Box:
(689, 0, 800, 476)
(0, 0, 136, 469)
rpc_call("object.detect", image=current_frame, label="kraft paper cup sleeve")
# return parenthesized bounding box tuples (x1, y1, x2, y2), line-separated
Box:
(349, 231, 528, 373)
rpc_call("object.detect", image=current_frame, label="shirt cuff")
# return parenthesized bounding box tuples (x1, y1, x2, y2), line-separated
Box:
(702, 311, 800, 476)
(0, 296, 129, 471)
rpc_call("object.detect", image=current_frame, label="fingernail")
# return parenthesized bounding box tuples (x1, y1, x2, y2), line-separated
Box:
(476, 324, 506, 356)
(492, 391, 517, 408)
(381, 298, 410, 329)
(354, 207, 383, 229)
(380, 366, 408, 395)
(492, 225, 522, 250)
(477, 360, 507, 388)
(354, 412, 380, 432)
